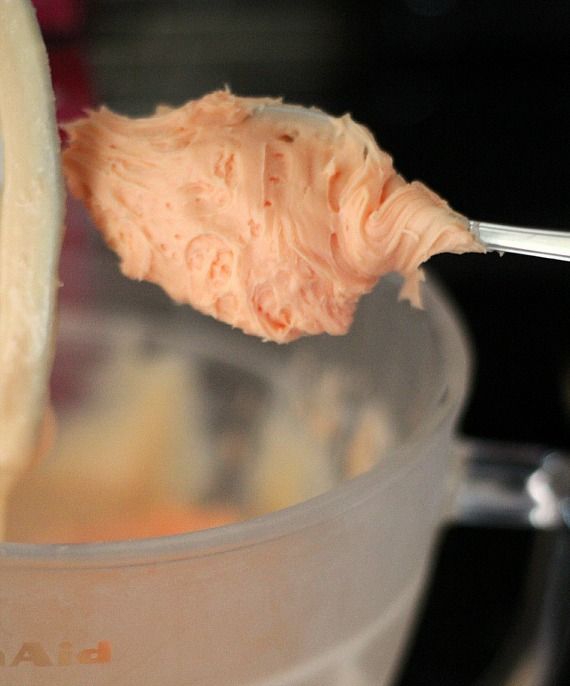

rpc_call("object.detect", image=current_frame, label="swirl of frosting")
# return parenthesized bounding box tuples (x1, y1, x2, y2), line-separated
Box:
(63, 90, 483, 342)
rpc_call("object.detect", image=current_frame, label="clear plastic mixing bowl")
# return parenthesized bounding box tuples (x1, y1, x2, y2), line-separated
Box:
(0, 247, 474, 686)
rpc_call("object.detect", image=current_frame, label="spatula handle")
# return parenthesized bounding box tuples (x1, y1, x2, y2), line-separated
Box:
(470, 220, 570, 261)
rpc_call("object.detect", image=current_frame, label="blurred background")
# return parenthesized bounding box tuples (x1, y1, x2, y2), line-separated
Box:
(35, 1, 570, 684)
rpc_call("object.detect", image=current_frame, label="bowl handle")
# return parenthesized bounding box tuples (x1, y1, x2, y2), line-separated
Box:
(446, 440, 570, 686)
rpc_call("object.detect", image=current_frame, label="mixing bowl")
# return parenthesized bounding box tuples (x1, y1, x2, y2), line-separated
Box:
(0, 245, 567, 685)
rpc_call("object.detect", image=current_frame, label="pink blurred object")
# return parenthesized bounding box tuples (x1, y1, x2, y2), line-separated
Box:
(49, 45, 94, 125)
(47, 43, 97, 316)
(32, 0, 86, 37)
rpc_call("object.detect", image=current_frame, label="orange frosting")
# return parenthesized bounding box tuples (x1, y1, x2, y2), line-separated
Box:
(63, 90, 483, 342)
(12, 504, 239, 544)
(72, 504, 239, 543)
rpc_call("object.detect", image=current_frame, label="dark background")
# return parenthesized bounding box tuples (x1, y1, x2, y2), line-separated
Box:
(40, 1, 570, 683)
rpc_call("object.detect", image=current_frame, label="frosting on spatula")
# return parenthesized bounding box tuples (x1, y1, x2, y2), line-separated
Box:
(0, 0, 64, 534)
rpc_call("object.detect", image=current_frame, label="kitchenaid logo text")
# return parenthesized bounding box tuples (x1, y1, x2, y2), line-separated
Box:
(0, 641, 111, 667)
